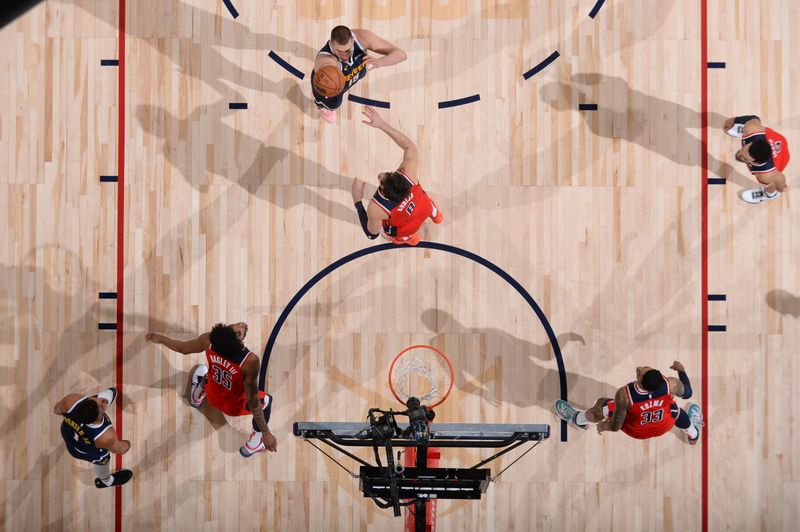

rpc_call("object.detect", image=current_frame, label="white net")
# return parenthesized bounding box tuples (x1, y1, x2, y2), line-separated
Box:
(389, 345, 453, 408)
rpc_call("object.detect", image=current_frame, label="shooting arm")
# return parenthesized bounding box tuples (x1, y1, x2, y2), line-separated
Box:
(146, 332, 210, 355)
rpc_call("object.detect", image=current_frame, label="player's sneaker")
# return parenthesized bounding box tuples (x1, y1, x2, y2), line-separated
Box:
(726, 123, 745, 137)
(319, 108, 337, 124)
(430, 206, 444, 224)
(96, 387, 118, 408)
(239, 431, 266, 457)
(554, 400, 588, 431)
(686, 403, 704, 445)
(190, 365, 208, 408)
(740, 187, 780, 204)
(95, 469, 133, 488)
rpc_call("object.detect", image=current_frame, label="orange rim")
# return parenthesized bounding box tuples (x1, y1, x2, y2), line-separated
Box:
(388, 344, 454, 409)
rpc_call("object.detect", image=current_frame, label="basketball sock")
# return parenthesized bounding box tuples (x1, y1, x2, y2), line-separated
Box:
(765, 190, 779, 198)
(92, 462, 112, 484)
(574, 411, 588, 427)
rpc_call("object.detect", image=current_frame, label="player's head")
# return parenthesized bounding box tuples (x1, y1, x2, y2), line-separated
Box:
(636, 366, 663, 392)
(209, 322, 247, 359)
(73, 399, 102, 424)
(736, 139, 772, 165)
(329, 25, 354, 62)
(378, 171, 412, 201)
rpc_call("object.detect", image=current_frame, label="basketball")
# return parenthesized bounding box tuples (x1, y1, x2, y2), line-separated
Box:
(314, 65, 345, 97)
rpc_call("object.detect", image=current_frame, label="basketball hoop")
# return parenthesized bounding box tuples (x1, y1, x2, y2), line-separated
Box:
(388, 345, 454, 409)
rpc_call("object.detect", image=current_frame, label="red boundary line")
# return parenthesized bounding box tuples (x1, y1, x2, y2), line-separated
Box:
(700, 0, 709, 531)
(114, 0, 126, 529)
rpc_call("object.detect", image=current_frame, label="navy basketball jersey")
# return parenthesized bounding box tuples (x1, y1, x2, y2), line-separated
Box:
(317, 31, 369, 92)
(60, 395, 113, 463)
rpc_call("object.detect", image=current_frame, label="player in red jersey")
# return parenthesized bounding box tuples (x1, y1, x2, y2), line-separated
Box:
(351, 106, 443, 246)
(723, 114, 790, 204)
(555, 361, 703, 444)
(146, 322, 277, 456)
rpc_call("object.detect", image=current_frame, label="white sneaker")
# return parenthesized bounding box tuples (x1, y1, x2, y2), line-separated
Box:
(190, 365, 208, 408)
(740, 188, 780, 204)
(726, 124, 745, 137)
(96, 387, 118, 407)
(554, 400, 588, 430)
(239, 431, 266, 457)
(686, 403, 704, 445)
(319, 108, 337, 124)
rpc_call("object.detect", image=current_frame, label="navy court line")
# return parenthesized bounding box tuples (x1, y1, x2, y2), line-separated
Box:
(708, 294, 726, 301)
(100, 175, 118, 182)
(268, 51, 305, 80)
(578, 104, 598, 111)
(100, 59, 119, 66)
(222, 0, 239, 19)
(348, 94, 391, 109)
(98, 323, 118, 330)
(708, 325, 727, 332)
(229, 102, 248, 109)
(259, 241, 571, 442)
(708, 177, 726, 185)
(588, 0, 606, 18)
(523, 51, 560, 80)
(99, 292, 118, 299)
(707, 62, 726, 69)
(438, 94, 480, 109)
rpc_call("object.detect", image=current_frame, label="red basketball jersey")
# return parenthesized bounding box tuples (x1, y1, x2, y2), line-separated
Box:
(607, 378, 677, 439)
(204, 346, 253, 416)
(765, 128, 790, 172)
(371, 170, 435, 238)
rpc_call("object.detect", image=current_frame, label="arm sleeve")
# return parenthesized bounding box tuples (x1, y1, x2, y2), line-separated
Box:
(355, 201, 380, 239)
(677, 370, 692, 399)
(734, 115, 760, 125)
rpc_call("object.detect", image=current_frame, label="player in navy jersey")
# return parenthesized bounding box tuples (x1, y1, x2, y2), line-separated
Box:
(54, 387, 133, 488)
(351, 106, 443, 245)
(555, 361, 704, 444)
(311, 25, 407, 124)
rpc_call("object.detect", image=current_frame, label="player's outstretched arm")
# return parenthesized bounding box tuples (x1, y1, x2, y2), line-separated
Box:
(354, 29, 407, 69)
(361, 106, 419, 177)
(242, 356, 277, 452)
(668, 360, 692, 399)
(145, 332, 210, 355)
(95, 427, 131, 455)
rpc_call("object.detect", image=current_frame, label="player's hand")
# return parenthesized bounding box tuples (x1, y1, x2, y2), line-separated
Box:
(361, 106, 385, 128)
(363, 56, 380, 71)
(670, 360, 685, 372)
(596, 420, 611, 434)
(722, 117, 735, 131)
(119, 440, 131, 454)
(263, 431, 278, 452)
(351, 178, 366, 202)
(145, 333, 161, 344)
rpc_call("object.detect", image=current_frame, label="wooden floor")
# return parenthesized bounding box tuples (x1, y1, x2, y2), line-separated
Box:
(2, 0, 799, 530)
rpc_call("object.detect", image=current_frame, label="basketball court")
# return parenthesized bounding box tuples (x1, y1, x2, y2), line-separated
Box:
(1, 0, 799, 530)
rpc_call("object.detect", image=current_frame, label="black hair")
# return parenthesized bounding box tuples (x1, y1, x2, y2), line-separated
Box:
(748, 139, 772, 164)
(73, 400, 100, 424)
(640, 369, 664, 392)
(208, 323, 244, 359)
(381, 171, 413, 202)
(330, 26, 352, 45)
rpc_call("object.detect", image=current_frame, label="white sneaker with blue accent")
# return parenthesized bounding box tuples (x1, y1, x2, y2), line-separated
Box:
(686, 403, 704, 445)
(190, 365, 208, 408)
(554, 400, 588, 431)
(96, 387, 118, 407)
(740, 188, 780, 204)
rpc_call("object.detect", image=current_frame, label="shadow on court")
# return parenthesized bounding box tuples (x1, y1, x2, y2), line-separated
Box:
(765, 289, 800, 318)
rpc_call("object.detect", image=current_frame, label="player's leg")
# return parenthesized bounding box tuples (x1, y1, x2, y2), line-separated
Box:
(240, 393, 274, 457)
(312, 84, 344, 124)
(677, 403, 704, 445)
(92, 454, 133, 488)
